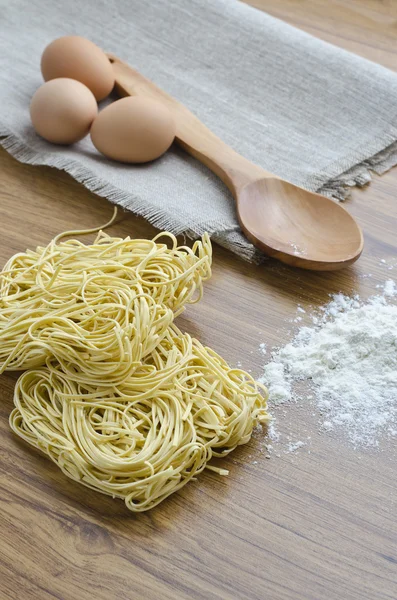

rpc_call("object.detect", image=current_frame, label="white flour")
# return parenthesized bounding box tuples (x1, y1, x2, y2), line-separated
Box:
(260, 280, 397, 448)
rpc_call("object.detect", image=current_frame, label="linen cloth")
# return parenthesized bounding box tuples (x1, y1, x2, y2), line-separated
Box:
(2, 0, 397, 261)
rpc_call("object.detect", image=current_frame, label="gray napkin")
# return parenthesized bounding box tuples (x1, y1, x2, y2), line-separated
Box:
(2, 0, 397, 262)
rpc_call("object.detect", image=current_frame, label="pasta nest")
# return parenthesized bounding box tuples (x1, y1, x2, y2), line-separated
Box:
(10, 325, 269, 512)
(0, 231, 211, 385)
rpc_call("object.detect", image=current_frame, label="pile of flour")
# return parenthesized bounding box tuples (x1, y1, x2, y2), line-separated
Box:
(260, 280, 397, 448)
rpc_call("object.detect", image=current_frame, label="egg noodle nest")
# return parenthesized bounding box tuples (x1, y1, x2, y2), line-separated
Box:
(2, 211, 269, 511)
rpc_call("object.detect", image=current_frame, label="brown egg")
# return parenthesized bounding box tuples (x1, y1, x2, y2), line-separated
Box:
(41, 36, 114, 101)
(90, 96, 176, 163)
(30, 78, 98, 144)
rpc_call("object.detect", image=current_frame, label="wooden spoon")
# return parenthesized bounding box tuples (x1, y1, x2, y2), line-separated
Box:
(108, 54, 363, 271)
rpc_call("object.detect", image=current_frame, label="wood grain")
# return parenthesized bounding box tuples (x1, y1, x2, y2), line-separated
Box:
(1, 2, 397, 599)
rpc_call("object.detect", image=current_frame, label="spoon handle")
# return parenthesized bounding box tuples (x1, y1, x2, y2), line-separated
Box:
(108, 54, 268, 196)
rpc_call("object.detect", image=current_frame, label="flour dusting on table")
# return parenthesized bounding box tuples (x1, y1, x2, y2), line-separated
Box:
(260, 280, 397, 448)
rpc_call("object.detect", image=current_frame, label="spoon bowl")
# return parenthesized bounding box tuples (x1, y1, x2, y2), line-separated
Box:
(237, 178, 363, 269)
(109, 54, 363, 271)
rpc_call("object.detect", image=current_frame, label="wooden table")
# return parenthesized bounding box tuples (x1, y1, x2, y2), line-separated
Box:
(1, 2, 396, 599)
